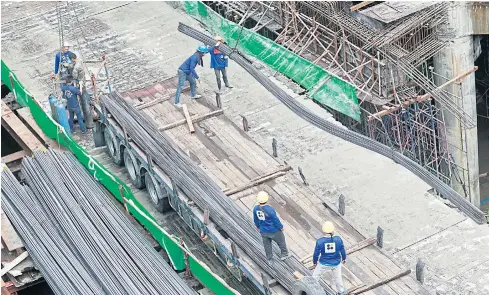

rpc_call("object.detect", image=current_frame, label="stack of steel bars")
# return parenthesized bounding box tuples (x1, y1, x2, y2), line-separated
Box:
(1, 149, 195, 295)
(101, 93, 334, 294)
(176, 22, 486, 225)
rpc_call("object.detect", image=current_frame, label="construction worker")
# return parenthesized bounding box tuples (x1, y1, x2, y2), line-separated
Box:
(209, 36, 233, 92)
(60, 78, 86, 134)
(52, 42, 73, 79)
(174, 45, 209, 107)
(66, 53, 85, 88)
(312, 221, 346, 295)
(253, 191, 291, 265)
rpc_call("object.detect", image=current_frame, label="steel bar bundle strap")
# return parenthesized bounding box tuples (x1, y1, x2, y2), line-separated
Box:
(1, 149, 195, 295)
(176, 22, 486, 225)
(101, 93, 336, 294)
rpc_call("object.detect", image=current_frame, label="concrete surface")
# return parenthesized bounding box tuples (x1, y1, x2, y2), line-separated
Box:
(1, 2, 488, 294)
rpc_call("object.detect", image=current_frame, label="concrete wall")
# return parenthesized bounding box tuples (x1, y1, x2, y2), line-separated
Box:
(433, 2, 480, 207)
(472, 3, 489, 35)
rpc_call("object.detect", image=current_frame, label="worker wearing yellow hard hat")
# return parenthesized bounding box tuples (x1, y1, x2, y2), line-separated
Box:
(208, 35, 233, 93)
(312, 221, 346, 294)
(253, 191, 291, 265)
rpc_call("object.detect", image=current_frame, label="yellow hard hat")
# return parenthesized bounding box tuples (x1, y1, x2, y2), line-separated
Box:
(322, 221, 335, 234)
(256, 191, 269, 204)
(215, 35, 223, 41)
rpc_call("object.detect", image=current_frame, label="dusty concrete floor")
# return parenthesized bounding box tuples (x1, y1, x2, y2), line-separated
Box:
(1, 2, 488, 294)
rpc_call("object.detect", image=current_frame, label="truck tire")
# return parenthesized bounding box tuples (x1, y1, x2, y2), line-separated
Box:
(124, 148, 145, 189)
(293, 276, 327, 295)
(145, 173, 171, 213)
(104, 127, 123, 166)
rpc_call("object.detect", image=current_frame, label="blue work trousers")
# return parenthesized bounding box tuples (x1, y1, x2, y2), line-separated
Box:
(68, 106, 86, 133)
(174, 69, 196, 104)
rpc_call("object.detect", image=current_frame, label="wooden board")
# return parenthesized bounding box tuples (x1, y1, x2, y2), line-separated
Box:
(16, 107, 61, 149)
(0, 208, 23, 251)
(1, 151, 27, 164)
(1, 101, 43, 153)
(182, 104, 195, 133)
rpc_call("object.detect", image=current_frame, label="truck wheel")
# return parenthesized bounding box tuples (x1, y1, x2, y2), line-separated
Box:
(293, 276, 327, 295)
(124, 149, 145, 189)
(145, 173, 171, 213)
(104, 128, 123, 166)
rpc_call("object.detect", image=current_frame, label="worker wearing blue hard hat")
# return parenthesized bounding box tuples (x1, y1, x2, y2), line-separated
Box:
(174, 45, 209, 107)
(312, 221, 346, 295)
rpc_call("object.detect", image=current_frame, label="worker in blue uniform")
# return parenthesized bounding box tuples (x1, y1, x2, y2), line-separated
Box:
(174, 45, 209, 107)
(209, 36, 233, 92)
(52, 42, 73, 79)
(312, 221, 346, 295)
(60, 79, 86, 134)
(253, 191, 291, 265)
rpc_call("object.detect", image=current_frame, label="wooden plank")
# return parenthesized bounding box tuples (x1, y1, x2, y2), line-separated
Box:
(351, 270, 411, 295)
(158, 109, 224, 131)
(182, 104, 195, 133)
(16, 107, 60, 148)
(1, 151, 27, 164)
(0, 208, 23, 251)
(0, 251, 29, 277)
(350, 1, 376, 12)
(1, 101, 43, 153)
(226, 172, 286, 197)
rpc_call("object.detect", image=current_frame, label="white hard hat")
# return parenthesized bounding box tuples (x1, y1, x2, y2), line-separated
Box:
(62, 41, 72, 47)
(256, 191, 269, 204)
(322, 221, 335, 234)
(215, 35, 223, 41)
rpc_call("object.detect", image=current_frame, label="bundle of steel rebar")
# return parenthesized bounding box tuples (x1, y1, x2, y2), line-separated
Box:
(101, 92, 334, 294)
(176, 22, 486, 225)
(1, 149, 195, 295)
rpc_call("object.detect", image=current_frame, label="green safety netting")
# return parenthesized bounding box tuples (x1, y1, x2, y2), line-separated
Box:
(1, 60, 239, 295)
(184, 1, 361, 121)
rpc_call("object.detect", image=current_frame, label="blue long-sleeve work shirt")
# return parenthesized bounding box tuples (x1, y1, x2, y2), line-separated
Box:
(253, 204, 283, 233)
(60, 85, 81, 109)
(54, 51, 73, 74)
(313, 236, 346, 266)
(178, 53, 200, 79)
(209, 46, 228, 70)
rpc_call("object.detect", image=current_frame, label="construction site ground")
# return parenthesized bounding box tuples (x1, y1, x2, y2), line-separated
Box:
(1, 2, 488, 294)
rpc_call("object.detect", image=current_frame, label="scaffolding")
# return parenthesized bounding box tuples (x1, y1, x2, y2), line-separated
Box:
(203, 1, 476, 190)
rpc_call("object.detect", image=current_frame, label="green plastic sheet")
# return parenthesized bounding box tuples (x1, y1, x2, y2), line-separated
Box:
(1, 59, 239, 295)
(184, 1, 361, 121)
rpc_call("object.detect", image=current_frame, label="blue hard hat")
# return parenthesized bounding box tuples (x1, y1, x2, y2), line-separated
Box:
(197, 45, 209, 53)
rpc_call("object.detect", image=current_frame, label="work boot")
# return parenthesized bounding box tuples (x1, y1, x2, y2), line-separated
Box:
(174, 103, 182, 108)
(279, 253, 291, 261)
(267, 259, 274, 267)
(191, 94, 202, 99)
(226, 85, 233, 89)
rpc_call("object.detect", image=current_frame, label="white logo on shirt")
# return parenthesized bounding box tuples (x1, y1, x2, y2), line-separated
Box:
(324, 242, 336, 254)
(65, 90, 73, 98)
(256, 211, 265, 221)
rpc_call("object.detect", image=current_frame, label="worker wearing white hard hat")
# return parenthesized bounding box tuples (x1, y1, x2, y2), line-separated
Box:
(312, 221, 346, 295)
(208, 35, 233, 92)
(253, 191, 291, 265)
(52, 41, 74, 79)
